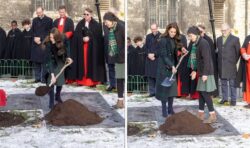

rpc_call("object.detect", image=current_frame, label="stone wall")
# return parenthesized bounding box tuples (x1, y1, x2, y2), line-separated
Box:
(127, 0, 250, 44)
(0, 0, 124, 32)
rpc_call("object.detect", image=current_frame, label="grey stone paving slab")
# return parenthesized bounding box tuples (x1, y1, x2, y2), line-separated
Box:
(0, 92, 124, 128)
(128, 105, 240, 137)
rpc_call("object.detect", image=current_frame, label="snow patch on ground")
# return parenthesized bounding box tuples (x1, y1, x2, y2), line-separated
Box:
(0, 80, 124, 148)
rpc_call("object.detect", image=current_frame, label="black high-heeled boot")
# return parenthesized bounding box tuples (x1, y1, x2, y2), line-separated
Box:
(55, 86, 63, 103)
(161, 100, 168, 117)
(49, 86, 55, 109)
(168, 97, 175, 115)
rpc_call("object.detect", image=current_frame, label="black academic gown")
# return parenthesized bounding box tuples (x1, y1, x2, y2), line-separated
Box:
(0, 27, 6, 59)
(177, 34, 190, 95)
(70, 18, 106, 82)
(128, 45, 136, 75)
(53, 17, 74, 38)
(133, 46, 146, 76)
(31, 15, 53, 63)
(4, 28, 22, 59)
(20, 29, 33, 60)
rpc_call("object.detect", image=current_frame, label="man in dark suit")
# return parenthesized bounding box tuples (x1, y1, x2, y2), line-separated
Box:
(145, 23, 161, 97)
(31, 7, 53, 83)
(217, 23, 240, 106)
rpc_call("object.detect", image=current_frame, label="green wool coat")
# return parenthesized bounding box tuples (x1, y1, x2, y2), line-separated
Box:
(155, 36, 179, 100)
(46, 40, 70, 86)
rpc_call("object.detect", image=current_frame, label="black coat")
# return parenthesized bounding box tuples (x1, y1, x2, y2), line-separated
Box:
(178, 34, 190, 94)
(69, 18, 106, 82)
(144, 32, 161, 78)
(0, 27, 6, 59)
(31, 15, 53, 63)
(20, 29, 33, 60)
(156, 36, 178, 100)
(128, 45, 136, 75)
(131, 46, 146, 76)
(196, 37, 214, 76)
(104, 20, 125, 64)
(4, 28, 22, 59)
(53, 17, 74, 39)
(217, 34, 240, 79)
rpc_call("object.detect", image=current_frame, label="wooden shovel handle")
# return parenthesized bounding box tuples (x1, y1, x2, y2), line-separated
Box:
(169, 51, 189, 80)
(49, 60, 73, 86)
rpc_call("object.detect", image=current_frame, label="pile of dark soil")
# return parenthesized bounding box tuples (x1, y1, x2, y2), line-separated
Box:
(44, 99, 103, 126)
(159, 110, 215, 135)
(0, 112, 25, 127)
(128, 124, 141, 136)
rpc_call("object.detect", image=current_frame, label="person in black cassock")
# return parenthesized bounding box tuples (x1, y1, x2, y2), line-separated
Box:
(127, 37, 136, 75)
(70, 8, 106, 87)
(4, 20, 22, 59)
(133, 36, 146, 76)
(31, 7, 53, 83)
(0, 26, 6, 76)
(0, 26, 6, 59)
(20, 19, 32, 60)
(53, 5, 74, 83)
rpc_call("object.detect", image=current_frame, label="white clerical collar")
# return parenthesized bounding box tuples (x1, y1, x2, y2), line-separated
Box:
(59, 18, 64, 26)
(85, 21, 89, 28)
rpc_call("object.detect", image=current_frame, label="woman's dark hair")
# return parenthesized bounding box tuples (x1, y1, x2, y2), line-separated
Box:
(161, 22, 182, 49)
(103, 12, 118, 22)
(42, 27, 66, 56)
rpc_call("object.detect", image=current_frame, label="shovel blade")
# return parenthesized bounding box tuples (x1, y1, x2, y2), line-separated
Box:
(161, 77, 176, 87)
(35, 86, 51, 96)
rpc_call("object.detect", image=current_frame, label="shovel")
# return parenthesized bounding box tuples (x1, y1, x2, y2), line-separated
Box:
(35, 61, 72, 96)
(161, 51, 189, 87)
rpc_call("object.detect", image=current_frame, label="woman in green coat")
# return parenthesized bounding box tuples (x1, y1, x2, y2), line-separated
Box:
(155, 23, 185, 117)
(42, 28, 72, 109)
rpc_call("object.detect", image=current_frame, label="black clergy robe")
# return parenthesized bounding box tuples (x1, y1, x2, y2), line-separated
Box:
(20, 29, 33, 60)
(69, 18, 106, 82)
(0, 27, 6, 59)
(4, 28, 22, 59)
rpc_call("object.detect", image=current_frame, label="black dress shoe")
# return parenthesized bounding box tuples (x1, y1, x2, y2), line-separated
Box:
(147, 94, 155, 97)
(219, 100, 228, 104)
(230, 101, 236, 106)
(244, 104, 250, 109)
(55, 96, 63, 103)
(106, 86, 116, 92)
(34, 80, 40, 83)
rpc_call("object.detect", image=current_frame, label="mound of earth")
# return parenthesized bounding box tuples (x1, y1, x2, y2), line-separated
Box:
(0, 112, 25, 127)
(45, 99, 103, 126)
(159, 110, 215, 135)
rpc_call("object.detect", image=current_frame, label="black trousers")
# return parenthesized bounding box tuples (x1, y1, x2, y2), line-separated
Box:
(48, 85, 62, 109)
(117, 79, 124, 98)
(161, 97, 174, 116)
(199, 91, 215, 112)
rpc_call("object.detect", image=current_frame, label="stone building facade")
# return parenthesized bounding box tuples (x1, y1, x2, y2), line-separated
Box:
(0, 0, 124, 31)
(128, 0, 250, 44)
